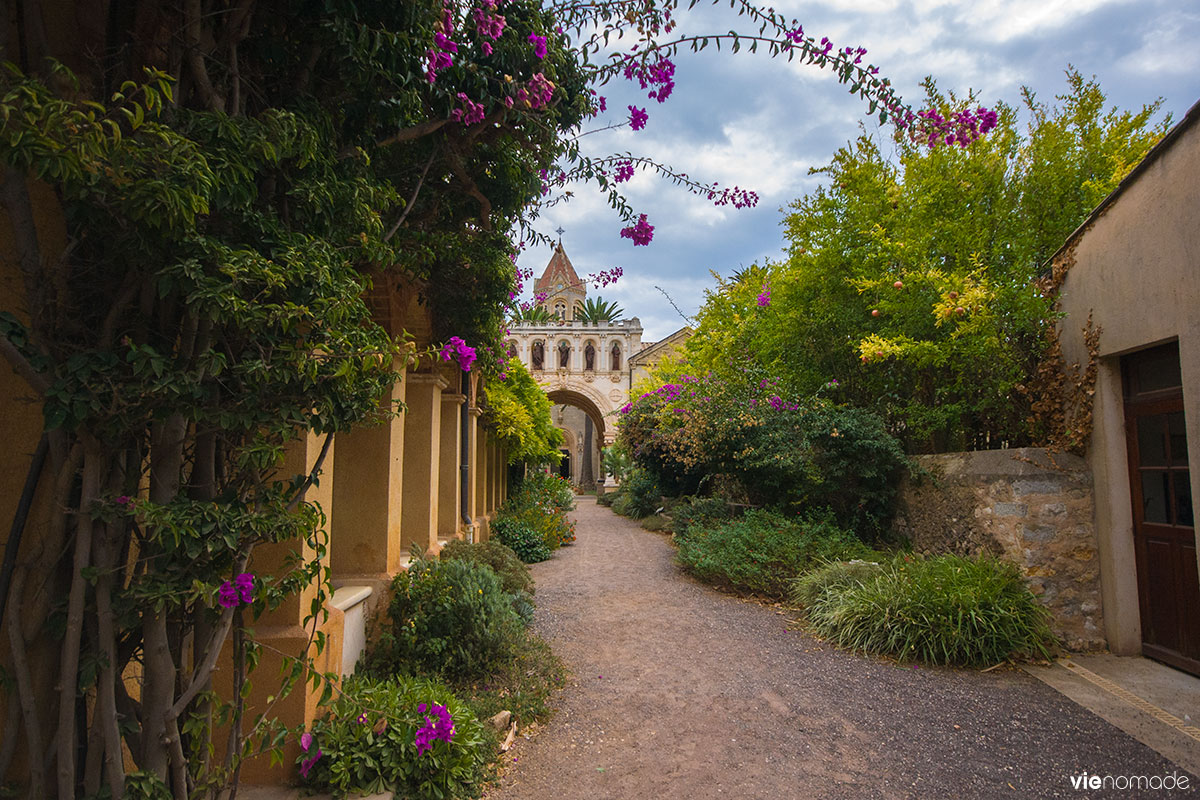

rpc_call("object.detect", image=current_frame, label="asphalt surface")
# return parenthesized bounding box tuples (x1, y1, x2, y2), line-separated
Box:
(486, 497, 1197, 799)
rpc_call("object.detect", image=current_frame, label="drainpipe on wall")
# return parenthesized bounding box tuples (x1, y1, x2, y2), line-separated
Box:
(459, 371, 472, 540)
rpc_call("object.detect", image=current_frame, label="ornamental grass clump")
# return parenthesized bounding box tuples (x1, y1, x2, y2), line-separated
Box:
(298, 675, 489, 800)
(795, 554, 1058, 667)
(675, 509, 882, 599)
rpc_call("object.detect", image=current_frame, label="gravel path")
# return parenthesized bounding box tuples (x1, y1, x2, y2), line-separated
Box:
(486, 497, 1196, 799)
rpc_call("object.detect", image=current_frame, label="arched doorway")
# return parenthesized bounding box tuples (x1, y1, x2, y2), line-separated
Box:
(546, 388, 607, 491)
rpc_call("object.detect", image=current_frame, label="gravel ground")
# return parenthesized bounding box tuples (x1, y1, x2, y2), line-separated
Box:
(484, 497, 1197, 800)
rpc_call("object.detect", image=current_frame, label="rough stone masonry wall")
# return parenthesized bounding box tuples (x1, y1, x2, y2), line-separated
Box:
(892, 448, 1105, 651)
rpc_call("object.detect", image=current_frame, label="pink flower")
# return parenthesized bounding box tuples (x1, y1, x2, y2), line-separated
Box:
(217, 573, 255, 608)
(440, 336, 477, 372)
(628, 105, 648, 131)
(299, 748, 322, 778)
(619, 214, 654, 246)
(528, 32, 547, 59)
(526, 73, 555, 108)
(757, 285, 771, 307)
(614, 160, 635, 183)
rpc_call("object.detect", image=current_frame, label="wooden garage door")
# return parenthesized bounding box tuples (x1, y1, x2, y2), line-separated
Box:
(1122, 341, 1199, 676)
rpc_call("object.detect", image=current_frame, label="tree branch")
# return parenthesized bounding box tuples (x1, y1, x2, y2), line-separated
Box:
(444, 145, 493, 231)
(384, 149, 438, 242)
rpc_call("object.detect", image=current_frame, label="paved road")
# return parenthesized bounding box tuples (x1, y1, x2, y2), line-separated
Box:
(486, 497, 1196, 799)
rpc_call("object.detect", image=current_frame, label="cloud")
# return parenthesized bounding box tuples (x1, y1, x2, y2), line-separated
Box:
(1118, 11, 1200, 76)
(943, 0, 1125, 42)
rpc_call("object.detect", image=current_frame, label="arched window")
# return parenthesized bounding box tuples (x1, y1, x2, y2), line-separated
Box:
(584, 341, 596, 371)
(505, 340, 518, 358)
(554, 301, 566, 320)
(557, 340, 571, 368)
(610, 342, 621, 371)
(531, 340, 544, 370)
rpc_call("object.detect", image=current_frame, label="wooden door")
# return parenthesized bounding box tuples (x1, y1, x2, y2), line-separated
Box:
(1123, 342, 1200, 676)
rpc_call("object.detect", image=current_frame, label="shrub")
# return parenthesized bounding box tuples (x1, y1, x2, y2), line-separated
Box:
(670, 495, 735, 540)
(790, 558, 883, 608)
(510, 470, 575, 515)
(371, 555, 523, 680)
(439, 539, 534, 597)
(675, 510, 882, 598)
(596, 490, 619, 507)
(640, 515, 673, 533)
(459, 631, 565, 727)
(620, 467, 661, 519)
(797, 554, 1058, 666)
(299, 675, 489, 800)
(492, 515, 552, 564)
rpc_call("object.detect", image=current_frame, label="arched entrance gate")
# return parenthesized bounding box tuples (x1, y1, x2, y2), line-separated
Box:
(546, 387, 611, 490)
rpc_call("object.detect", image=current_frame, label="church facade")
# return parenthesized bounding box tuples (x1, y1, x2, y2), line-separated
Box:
(507, 244, 645, 488)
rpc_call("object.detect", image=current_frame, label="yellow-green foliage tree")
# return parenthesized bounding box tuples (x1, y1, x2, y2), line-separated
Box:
(483, 360, 563, 465)
(683, 72, 1167, 452)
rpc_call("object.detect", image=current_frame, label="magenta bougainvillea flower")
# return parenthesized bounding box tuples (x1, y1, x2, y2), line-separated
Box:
(299, 731, 322, 777)
(628, 105, 648, 131)
(528, 32, 547, 59)
(620, 214, 654, 246)
(441, 336, 477, 372)
(217, 573, 255, 608)
(415, 703, 456, 755)
(757, 285, 771, 307)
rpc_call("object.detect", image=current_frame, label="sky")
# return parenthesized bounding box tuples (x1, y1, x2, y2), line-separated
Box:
(515, 0, 1200, 341)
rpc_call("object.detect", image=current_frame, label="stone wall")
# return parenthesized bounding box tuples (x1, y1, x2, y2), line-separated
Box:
(892, 448, 1104, 651)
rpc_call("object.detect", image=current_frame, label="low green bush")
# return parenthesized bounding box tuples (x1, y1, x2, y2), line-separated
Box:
(491, 515, 553, 563)
(298, 675, 490, 800)
(796, 554, 1058, 667)
(640, 515, 673, 533)
(675, 510, 881, 598)
(369, 555, 523, 680)
(619, 467, 660, 519)
(439, 539, 534, 597)
(459, 631, 565, 727)
(670, 495, 734, 540)
(596, 490, 619, 507)
(790, 558, 883, 608)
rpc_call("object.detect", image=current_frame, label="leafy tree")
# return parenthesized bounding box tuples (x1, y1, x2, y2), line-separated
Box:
(681, 71, 1168, 452)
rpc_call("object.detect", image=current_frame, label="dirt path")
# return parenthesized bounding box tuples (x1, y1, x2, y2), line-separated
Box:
(485, 497, 1194, 799)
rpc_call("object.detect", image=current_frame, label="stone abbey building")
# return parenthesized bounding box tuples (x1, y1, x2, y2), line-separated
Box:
(507, 244, 644, 488)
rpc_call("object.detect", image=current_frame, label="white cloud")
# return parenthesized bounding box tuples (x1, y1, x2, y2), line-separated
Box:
(947, 0, 1125, 42)
(1118, 12, 1200, 76)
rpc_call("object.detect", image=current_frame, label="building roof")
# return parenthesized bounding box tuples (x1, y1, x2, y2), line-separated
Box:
(533, 243, 584, 297)
(629, 326, 694, 365)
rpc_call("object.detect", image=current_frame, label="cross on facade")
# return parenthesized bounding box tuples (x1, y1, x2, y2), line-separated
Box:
(555, 226, 565, 242)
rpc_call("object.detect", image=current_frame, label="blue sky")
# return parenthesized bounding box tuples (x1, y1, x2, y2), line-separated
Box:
(517, 0, 1200, 341)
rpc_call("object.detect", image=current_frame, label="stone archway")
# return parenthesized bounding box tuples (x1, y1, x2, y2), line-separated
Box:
(547, 388, 608, 489)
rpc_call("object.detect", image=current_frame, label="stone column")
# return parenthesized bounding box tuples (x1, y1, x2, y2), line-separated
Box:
(438, 388, 466, 542)
(236, 432, 343, 783)
(330, 365, 407, 581)
(400, 372, 447, 555)
(475, 429, 490, 540)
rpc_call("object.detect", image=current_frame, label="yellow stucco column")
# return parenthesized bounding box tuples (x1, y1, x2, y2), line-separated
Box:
(475, 429, 489, 540)
(401, 372, 447, 555)
(438, 389, 466, 541)
(236, 431, 343, 783)
(329, 365, 407, 580)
